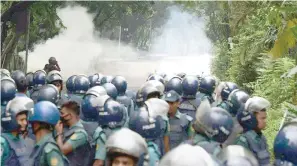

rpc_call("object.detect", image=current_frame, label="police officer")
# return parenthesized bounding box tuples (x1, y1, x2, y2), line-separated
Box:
(88, 74, 102, 88)
(112, 76, 135, 117)
(105, 128, 148, 166)
(221, 89, 250, 117)
(165, 76, 183, 95)
(176, 72, 186, 79)
(81, 87, 107, 166)
(86, 85, 108, 97)
(46, 70, 66, 108)
(30, 70, 46, 99)
(1, 78, 16, 114)
(190, 100, 234, 156)
(236, 96, 271, 166)
(28, 101, 68, 166)
(129, 104, 163, 166)
(55, 101, 90, 166)
(135, 85, 161, 109)
(178, 75, 200, 120)
(92, 95, 127, 165)
(217, 145, 259, 166)
(1, 68, 10, 78)
(216, 82, 238, 109)
(164, 90, 193, 149)
(196, 76, 216, 105)
(159, 144, 218, 166)
(67, 75, 90, 119)
(221, 90, 250, 146)
(11, 70, 28, 97)
(100, 75, 113, 85)
(142, 80, 165, 98)
(125, 89, 136, 106)
(102, 83, 118, 100)
(102, 83, 131, 128)
(97, 95, 127, 137)
(46, 70, 63, 92)
(33, 84, 60, 105)
(44, 57, 61, 73)
(147, 74, 165, 84)
(25, 72, 34, 93)
(274, 121, 297, 166)
(65, 75, 77, 95)
(68, 75, 90, 105)
(145, 98, 170, 156)
(1, 97, 34, 166)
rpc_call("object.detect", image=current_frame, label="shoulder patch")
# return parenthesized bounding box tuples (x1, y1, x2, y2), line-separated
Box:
(70, 134, 78, 140)
(71, 129, 88, 141)
(51, 157, 59, 166)
(44, 143, 59, 154)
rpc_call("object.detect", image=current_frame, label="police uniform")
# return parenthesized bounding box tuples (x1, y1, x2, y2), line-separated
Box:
(93, 127, 107, 161)
(164, 90, 194, 150)
(63, 121, 89, 166)
(153, 119, 169, 157)
(235, 130, 270, 166)
(1, 135, 10, 165)
(29, 133, 66, 166)
(147, 141, 161, 166)
(66, 94, 83, 104)
(93, 127, 120, 163)
(1, 133, 30, 166)
(116, 95, 134, 116)
(191, 133, 221, 156)
(168, 110, 193, 149)
(178, 98, 200, 120)
(217, 101, 231, 112)
(196, 92, 214, 104)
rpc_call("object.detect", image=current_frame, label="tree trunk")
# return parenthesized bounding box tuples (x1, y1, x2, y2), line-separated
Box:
(1, 32, 20, 69)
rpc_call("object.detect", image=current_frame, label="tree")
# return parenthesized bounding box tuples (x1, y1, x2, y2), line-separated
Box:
(76, 1, 171, 50)
(1, 1, 65, 71)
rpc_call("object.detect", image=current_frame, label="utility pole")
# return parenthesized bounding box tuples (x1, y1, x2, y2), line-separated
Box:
(149, 19, 152, 51)
(25, 10, 30, 73)
(118, 25, 121, 49)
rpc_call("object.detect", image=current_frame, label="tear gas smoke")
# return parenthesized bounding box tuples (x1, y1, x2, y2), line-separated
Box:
(27, 4, 212, 89)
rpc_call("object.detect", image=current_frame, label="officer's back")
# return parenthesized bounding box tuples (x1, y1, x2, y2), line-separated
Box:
(28, 101, 68, 166)
(178, 76, 200, 120)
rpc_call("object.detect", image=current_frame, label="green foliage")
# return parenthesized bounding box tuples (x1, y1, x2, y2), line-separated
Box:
(250, 56, 295, 157)
(1, 1, 65, 70)
(181, 1, 297, 159)
(27, 2, 65, 51)
(248, 57, 295, 105)
(211, 41, 230, 80)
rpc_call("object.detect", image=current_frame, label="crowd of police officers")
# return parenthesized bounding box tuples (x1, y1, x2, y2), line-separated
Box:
(0, 57, 297, 166)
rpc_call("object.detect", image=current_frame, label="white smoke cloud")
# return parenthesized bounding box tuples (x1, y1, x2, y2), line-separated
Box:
(27, 4, 212, 89)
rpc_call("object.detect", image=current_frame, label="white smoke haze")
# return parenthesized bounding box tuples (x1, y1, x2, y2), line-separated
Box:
(27, 4, 212, 89)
